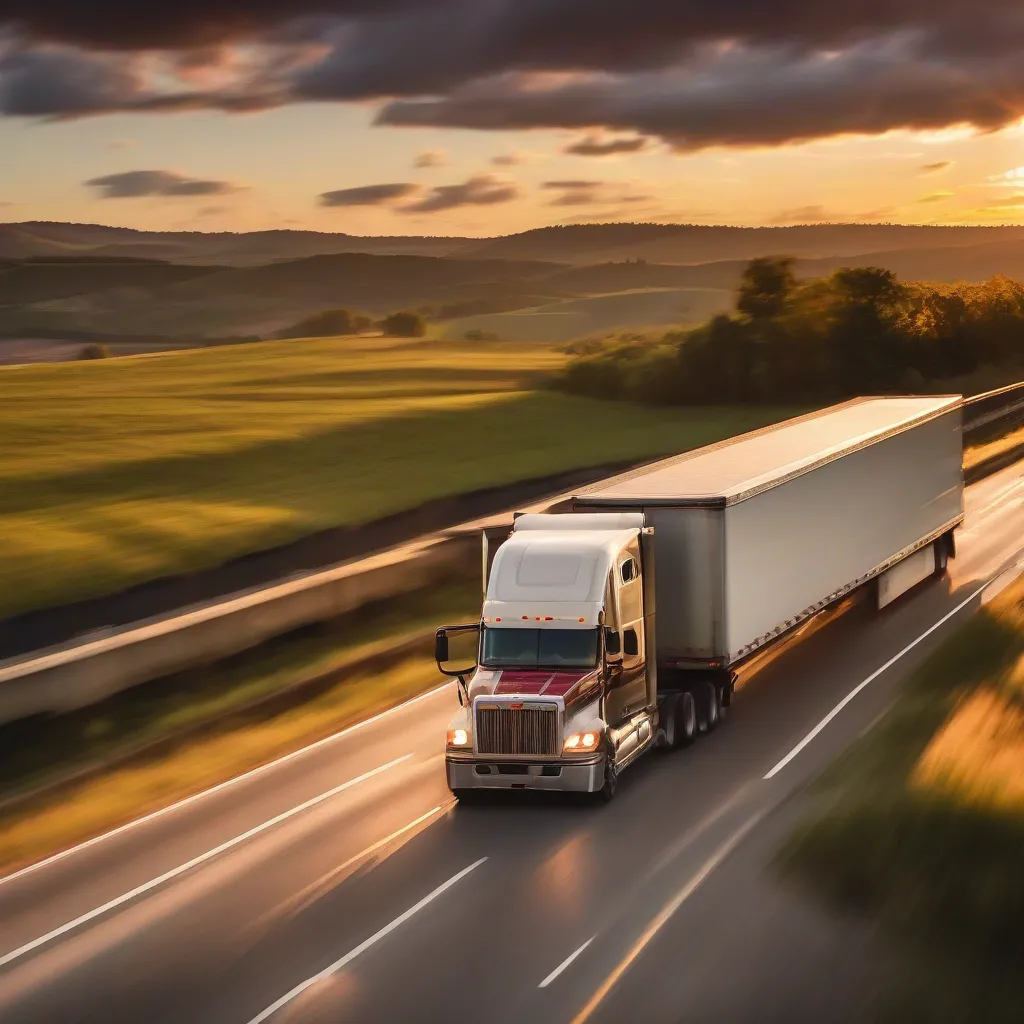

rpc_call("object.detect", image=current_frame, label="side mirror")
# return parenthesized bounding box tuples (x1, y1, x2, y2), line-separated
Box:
(434, 632, 450, 664)
(605, 628, 621, 658)
(434, 623, 479, 681)
(623, 628, 639, 657)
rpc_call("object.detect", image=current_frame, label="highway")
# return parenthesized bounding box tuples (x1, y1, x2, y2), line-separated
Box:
(2, 460, 1023, 1024)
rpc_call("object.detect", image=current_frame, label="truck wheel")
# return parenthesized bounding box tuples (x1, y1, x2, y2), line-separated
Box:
(676, 691, 698, 748)
(594, 765, 617, 803)
(934, 539, 949, 576)
(702, 682, 722, 733)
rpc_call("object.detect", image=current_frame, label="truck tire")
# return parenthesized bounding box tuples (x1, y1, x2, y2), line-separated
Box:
(675, 691, 699, 748)
(594, 765, 618, 803)
(934, 538, 949, 576)
(701, 681, 722, 733)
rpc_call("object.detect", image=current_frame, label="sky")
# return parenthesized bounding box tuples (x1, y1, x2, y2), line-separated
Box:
(2, 1, 1024, 236)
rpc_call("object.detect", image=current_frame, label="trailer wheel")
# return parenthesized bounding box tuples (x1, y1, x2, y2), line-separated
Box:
(702, 682, 722, 733)
(934, 538, 949, 576)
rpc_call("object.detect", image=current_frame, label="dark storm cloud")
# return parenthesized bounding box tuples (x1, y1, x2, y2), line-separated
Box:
(85, 170, 241, 198)
(1, 1, 422, 50)
(377, 35, 1024, 150)
(565, 135, 649, 157)
(0, 47, 142, 116)
(4, 1, 1024, 150)
(402, 174, 517, 213)
(319, 182, 418, 206)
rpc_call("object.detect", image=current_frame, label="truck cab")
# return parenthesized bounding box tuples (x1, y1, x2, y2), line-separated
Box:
(437, 512, 670, 801)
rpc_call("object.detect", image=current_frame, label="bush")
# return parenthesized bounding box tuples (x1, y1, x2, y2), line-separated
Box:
(277, 309, 372, 339)
(381, 311, 428, 338)
(79, 343, 110, 360)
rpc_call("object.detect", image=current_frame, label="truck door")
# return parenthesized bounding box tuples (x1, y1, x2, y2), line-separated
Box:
(605, 540, 649, 725)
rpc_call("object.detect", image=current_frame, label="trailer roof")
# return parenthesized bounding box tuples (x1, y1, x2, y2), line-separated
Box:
(574, 396, 961, 508)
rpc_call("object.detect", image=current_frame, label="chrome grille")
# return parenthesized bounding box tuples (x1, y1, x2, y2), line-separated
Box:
(475, 704, 559, 756)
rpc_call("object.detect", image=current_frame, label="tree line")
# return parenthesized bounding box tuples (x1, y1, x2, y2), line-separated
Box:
(555, 258, 1024, 404)
(276, 308, 427, 339)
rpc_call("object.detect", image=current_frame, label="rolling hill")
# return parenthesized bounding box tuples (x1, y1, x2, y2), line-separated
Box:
(2, 220, 1023, 353)
(5, 220, 1024, 267)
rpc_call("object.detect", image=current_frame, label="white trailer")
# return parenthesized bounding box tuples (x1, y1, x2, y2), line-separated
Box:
(574, 395, 965, 669)
(435, 396, 964, 800)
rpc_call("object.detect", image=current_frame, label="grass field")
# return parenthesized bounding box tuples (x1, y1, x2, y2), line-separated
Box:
(442, 287, 732, 343)
(779, 572, 1024, 1022)
(0, 335, 798, 618)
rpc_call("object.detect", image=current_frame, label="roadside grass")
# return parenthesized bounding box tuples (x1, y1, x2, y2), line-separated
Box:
(0, 578, 480, 875)
(778, 573, 1024, 1023)
(964, 422, 1024, 471)
(0, 334, 797, 618)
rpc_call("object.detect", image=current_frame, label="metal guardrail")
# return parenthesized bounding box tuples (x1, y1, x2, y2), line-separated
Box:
(3, 385, 1024, 727)
(963, 382, 1024, 431)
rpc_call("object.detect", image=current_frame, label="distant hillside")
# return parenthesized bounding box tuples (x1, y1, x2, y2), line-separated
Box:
(0, 222, 469, 265)
(467, 223, 1024, 265)
(2, 228, 1023, 347)
(5, 220, 1024, 267)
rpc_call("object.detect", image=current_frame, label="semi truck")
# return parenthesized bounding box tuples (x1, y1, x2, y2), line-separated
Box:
(434, 396, 965, 801)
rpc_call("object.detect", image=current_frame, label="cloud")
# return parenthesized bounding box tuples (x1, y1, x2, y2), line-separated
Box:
(542, 179, 650, 208)
(413, 149, 447, 168)
(768, 205, 833, 225)
(491, 152, 524, 166)
(920, 160, 951, 173)
(989, 166, 1024, 185)
(376, 33, 1024, 152)
(85, 169, 241, 198)
(564, 134, 649, 157)
(5, 1, 1024, 155)
(319, 182, 418, 206)
(0, 47, 143, 116)
(1, 2, 420, 50)
(978, 193, 1024, 208)
(542, 179, 600, 206)
(918, 191, 953, 203)
(402, 173, 517, 213)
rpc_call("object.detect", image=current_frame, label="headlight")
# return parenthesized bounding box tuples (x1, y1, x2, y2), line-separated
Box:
(447, 727, 471, 748)
(563, 730, 600, 752)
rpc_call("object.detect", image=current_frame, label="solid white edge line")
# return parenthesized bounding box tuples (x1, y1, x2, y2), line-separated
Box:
(539, 937, 596, 989)
(0, 682, 453, 887)
(763, 580, 991, 780)
(0, 757, 411, 970)
(246, 857, 488, 1024)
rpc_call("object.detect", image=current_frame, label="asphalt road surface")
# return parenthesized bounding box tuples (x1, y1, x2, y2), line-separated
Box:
(3, 462, 1024, 1024)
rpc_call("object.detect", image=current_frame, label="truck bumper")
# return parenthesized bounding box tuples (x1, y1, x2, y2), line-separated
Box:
(446, 756, 605, 794)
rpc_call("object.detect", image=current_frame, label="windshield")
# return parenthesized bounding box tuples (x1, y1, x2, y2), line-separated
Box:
(481, 628, 599, 670)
